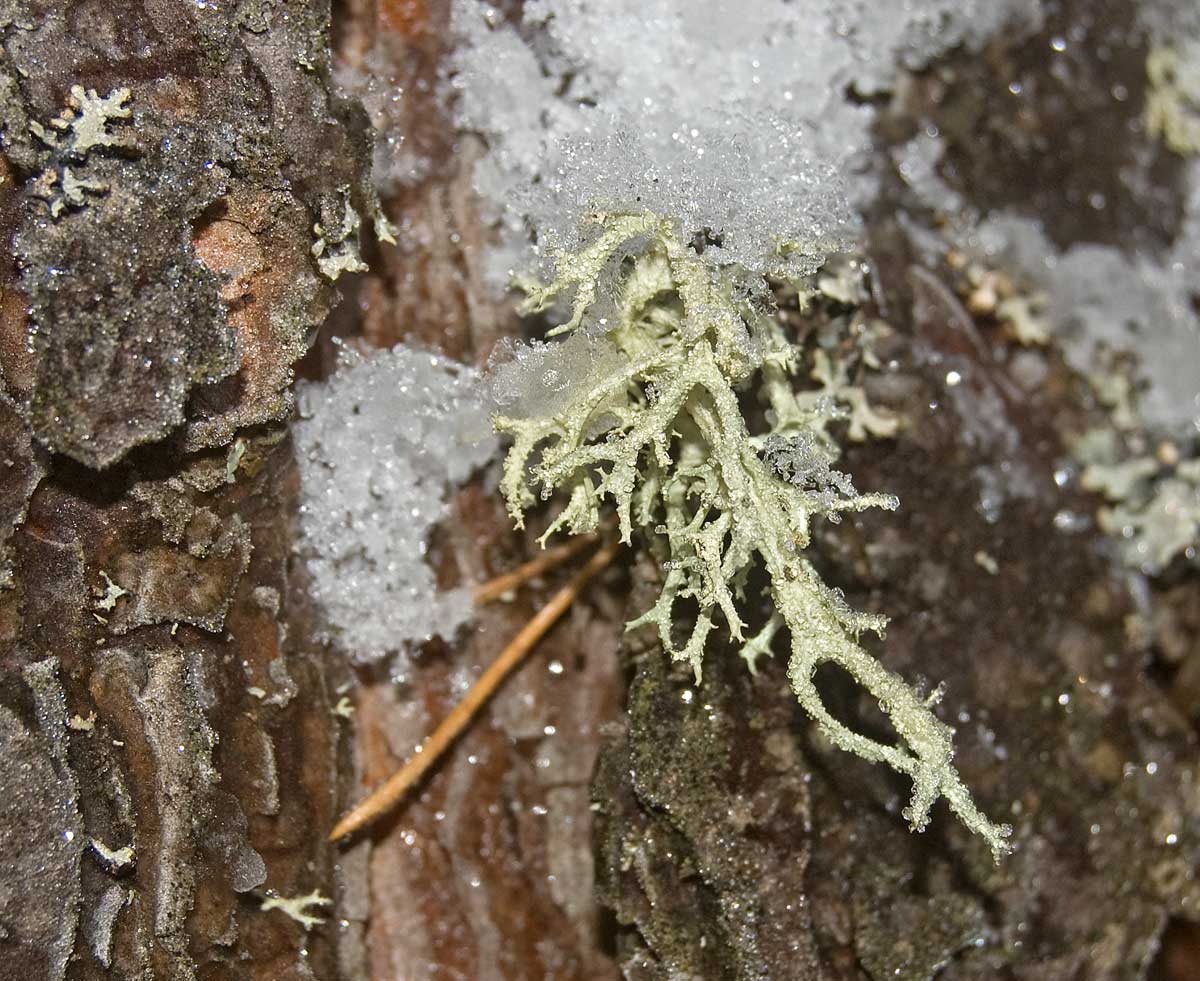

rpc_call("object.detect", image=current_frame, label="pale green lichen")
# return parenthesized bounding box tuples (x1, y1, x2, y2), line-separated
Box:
(89, 838, 135, 871)
(93, 570, 128, 612)
(67, 712, 96, 732)
(493, 210, 1011, 860)
(28, 85, 133, 219)
(29, 85, 132, 156)
(1145, 42, 1200, 155)
(224, 438, 246, 484)
(311, 187, 369, 281)
(1074, 409, 1200, 574)
(996, 294, 1050, 346)
(1083, 452, 1200, 573)
(260, 889, 331, 929)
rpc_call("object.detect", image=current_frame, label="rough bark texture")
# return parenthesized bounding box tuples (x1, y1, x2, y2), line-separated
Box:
(0, 1, 374, 978)
(327, 4, 626, 977)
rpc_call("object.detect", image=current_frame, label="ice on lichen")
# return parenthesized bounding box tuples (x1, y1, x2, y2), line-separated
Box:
(492, 211, 1010, 860)
(293, 343, 496, 662)
(446, 0, 1041, 284)
(762, 431, 862, 513)
(487, 330, 628, 422)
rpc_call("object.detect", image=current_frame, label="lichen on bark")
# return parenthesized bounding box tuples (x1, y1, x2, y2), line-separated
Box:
(0, 1, 377, 978)
(0, 0, 379, 468)
(495, 211, 1010, 858)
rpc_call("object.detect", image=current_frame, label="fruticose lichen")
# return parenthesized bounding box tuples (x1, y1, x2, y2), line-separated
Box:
(259, 890, 331, 930)
(311, 187, 370, 281)
(494, 211, 1012, 860)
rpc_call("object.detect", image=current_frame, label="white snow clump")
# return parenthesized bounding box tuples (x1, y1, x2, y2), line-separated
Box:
(293, 343, 496, 662)
(447, 0, 1042, 282)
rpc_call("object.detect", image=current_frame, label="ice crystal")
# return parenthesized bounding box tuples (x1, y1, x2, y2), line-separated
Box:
(335, 50, 432, 193)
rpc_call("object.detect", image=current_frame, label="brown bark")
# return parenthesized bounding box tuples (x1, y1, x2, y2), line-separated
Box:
(0, 1, 374, 977)
(325, 3, 625, 976)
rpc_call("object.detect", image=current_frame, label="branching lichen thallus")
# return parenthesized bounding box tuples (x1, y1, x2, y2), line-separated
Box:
(493, 211, 1011, 861)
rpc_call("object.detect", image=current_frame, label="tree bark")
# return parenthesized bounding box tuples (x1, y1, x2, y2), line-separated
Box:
(0, 2, 374, 977)
(3, 1, 1199, 980)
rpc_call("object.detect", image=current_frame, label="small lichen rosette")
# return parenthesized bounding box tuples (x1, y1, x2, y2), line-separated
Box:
(492, 211, 1011, 860)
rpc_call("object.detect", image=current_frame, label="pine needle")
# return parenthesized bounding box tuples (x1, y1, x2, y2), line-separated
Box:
(472, 531, 600, 605)
(329, 539, 619, 841)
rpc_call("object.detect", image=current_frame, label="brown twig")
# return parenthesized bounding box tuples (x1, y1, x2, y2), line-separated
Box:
(472, 531, 600, 605)
(329, 538, 620, 842)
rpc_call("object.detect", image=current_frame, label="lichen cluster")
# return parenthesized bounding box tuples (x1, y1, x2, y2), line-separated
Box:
(1081, 440, 1200, 573)
(493, 211, 1011, 860)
